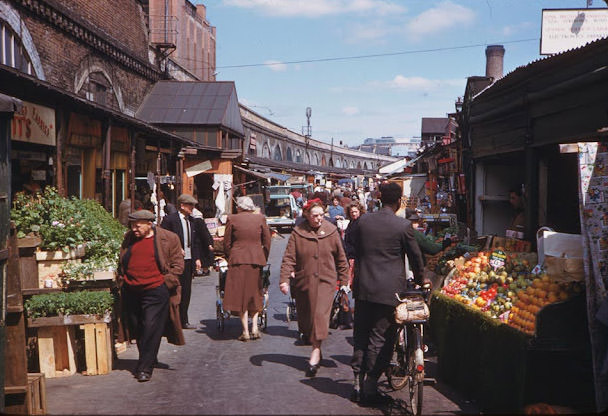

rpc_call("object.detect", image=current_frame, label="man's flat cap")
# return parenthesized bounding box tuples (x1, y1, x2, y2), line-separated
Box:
(177, 194, 197, 205)
(128, 209, 155, 221)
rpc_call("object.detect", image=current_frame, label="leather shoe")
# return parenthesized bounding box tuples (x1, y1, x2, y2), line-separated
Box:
(305, 362, 320, 377)
(350, 389, 361, 403)
(182, 323, 197, 330)
(136, 372, 151, 382)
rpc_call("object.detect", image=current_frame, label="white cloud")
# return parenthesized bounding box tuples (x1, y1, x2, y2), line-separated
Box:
(502, 21, 533, 37)
(342, 106, 360, 116)
(373, 75, 462, 91)
(265, 60, 288, 71)
(406, 1, 475, 38)
(222, 0, 405, 18)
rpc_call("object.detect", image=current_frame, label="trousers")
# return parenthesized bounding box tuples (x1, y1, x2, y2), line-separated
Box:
(351, 299, 398, 380)
(124, 283, 169, 374)
(179, 259, 194, 325)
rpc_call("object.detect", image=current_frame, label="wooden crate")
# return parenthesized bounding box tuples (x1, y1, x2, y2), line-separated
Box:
(80, 323, 112, 375)
(36, 326, 77, 378)
(27, 373, 47, 415)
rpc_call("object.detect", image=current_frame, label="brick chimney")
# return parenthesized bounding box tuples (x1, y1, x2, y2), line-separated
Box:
(485, 45, 505, 81)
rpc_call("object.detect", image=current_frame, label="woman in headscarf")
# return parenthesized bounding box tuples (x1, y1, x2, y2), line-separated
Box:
(279, 198, 349, 377)
(223, 196, 272, 341)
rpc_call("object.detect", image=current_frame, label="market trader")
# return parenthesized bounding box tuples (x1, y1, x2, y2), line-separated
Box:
(160, 193, 202, 329)
(119, 209, 184, 382)
(350, 182, 425, 405)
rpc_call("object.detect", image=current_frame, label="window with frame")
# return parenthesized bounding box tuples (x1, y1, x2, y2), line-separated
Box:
(0, 21, 33, 75)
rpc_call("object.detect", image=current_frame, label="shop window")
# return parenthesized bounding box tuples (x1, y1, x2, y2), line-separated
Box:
(0, 22, 33, 75)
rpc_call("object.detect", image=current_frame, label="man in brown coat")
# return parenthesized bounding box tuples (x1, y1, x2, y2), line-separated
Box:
(118, 209, 185, 382)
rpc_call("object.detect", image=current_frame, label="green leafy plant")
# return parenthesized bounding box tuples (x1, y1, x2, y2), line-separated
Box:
(24, 291, 114, 318)
(12, 187, 126, 271)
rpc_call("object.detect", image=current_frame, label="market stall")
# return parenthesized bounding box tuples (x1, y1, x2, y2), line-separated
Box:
(11, 187, 123, 382)
(429, 236, 594, 412)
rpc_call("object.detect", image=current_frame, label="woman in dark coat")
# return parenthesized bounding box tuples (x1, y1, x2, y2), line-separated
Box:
(279, 199, 349, 377)
(223, 196, 272, 341)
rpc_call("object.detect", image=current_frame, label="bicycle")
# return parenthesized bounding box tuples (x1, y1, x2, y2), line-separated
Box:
(385, 282, 431, 416)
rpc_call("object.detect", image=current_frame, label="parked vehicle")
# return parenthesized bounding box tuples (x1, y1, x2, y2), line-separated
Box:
(265, 194, 299, 231)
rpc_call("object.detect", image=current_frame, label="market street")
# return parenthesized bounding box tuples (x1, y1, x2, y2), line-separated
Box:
(44, 233, 478, 415)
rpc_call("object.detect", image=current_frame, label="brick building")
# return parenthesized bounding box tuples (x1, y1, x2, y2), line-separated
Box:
(0, 0, 200, 214)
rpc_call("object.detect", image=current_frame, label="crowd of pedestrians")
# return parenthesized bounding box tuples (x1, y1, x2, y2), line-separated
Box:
(116, 181, 429, 408)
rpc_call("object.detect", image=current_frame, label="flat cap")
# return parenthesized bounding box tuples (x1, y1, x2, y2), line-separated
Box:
(177, 194, 197, 205)
(128, 209, 155, 221)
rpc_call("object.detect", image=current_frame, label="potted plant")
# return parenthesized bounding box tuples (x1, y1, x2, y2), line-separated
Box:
(12, 187, 125, 287)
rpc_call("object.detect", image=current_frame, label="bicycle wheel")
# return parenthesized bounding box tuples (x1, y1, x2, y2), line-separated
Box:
(286, 305, 292, 323)
(407, 327, 424, 416)
(386, 327, 409, 390)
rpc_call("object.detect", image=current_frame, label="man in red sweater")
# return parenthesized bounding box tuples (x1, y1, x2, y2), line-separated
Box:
(119, 209, 184, 382)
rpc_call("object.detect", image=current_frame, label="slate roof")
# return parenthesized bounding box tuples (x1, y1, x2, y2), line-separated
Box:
(136, 81, 244, 136)
(421, 117, 449, 135)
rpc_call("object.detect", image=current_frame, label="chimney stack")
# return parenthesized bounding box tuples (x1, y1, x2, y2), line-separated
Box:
(485, 45, 505, 81)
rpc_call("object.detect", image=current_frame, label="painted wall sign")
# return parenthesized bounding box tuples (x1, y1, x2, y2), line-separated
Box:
(11, 101, 56, 146)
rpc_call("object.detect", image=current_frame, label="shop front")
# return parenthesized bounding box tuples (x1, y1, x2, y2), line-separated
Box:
(441, 36, 608, 413)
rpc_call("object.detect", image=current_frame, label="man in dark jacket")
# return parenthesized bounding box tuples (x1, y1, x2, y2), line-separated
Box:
(350, 182, 425, 405)
(160, 194, 202, 329)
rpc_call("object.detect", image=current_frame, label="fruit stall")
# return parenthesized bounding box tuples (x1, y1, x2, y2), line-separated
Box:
(429, 244, 594, 412)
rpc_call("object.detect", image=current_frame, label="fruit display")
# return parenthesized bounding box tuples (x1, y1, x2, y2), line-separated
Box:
(440, 250, 584, 335)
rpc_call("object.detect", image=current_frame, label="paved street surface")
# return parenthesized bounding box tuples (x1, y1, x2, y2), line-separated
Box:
(45, 233, 479, 415)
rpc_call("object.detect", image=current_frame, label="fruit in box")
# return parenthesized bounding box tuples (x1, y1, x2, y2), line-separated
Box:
(440, 251, 585, 330)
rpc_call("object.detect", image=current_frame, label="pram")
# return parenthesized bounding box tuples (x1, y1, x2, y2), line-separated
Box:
(215, 257, 270, 333)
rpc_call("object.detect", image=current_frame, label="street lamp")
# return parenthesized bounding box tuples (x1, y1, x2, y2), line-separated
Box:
(455, 97, 463, 113)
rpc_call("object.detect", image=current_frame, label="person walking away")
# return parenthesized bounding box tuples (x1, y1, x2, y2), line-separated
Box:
(160, 194, 202, 329)
(223, 196, 272, 341)
(192, 206, 214, 276)
(279, 199, 349, 377)
(118, 210, 185, 382)
(350, 182, 425, 404)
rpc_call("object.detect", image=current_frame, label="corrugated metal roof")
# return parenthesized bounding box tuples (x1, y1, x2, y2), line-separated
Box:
(136, 81, 244, 136)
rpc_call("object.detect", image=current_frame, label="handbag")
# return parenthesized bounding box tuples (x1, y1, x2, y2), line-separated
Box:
(394, 294, 429, 324)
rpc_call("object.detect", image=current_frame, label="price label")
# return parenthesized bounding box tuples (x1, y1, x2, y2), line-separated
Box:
(489, 250, 506, 271)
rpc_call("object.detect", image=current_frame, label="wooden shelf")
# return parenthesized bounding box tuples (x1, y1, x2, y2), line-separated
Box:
(22, 288, 63, 296)
(5, 385, 28, 394)
(479, 195, 509, 202)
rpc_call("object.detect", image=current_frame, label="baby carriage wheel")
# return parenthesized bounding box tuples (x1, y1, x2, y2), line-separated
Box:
(216, 303, 225, 333)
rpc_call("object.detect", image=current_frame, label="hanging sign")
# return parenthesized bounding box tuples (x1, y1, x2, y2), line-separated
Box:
(11, 101, 56, 146)
(186, 160, 213, 177)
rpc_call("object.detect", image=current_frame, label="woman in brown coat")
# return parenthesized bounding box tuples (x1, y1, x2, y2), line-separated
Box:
(223, 196, 272, 341)
(279, 199, 349, 377)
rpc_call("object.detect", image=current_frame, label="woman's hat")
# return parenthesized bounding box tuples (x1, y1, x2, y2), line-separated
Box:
(405, 208, 420, 221)
(236, 196, 256, 211)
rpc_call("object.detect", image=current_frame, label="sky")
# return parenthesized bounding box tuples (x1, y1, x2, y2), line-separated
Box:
(199, 0, 605, 147)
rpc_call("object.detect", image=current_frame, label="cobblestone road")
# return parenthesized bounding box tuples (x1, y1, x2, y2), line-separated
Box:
(45, 233, 479, 415)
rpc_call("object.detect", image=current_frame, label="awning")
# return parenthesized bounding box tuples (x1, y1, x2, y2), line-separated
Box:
(267, 172, 291, 182)
(234, 165, 270, 181)
(0, 93, 22, 113)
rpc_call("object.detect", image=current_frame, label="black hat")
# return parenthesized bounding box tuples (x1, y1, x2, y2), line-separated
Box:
(128, 209, 155, 221)
(405, 208, 420, 221)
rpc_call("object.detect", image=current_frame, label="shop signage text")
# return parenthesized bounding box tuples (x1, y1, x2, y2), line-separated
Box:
(11, 101, 56, 146)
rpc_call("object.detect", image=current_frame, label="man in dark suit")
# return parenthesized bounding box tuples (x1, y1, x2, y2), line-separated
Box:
(350, 182, 425, 405)
(160, 194, 201, 329)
